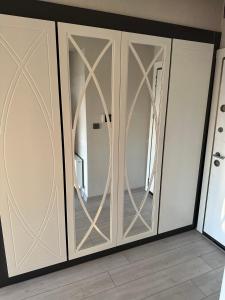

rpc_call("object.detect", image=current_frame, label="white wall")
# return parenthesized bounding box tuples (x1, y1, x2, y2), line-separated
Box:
(44, 0, 223, 31)
(126, 45, 154, 190)
(69, 38, 111, 198)
(85, 44, 111, 198)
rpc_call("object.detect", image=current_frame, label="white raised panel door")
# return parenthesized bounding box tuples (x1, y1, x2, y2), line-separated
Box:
(118, 32, 171, 245)
(58, 23, 121, 259)
(0, 14, 67, 276)
(204, 57, 225, 246)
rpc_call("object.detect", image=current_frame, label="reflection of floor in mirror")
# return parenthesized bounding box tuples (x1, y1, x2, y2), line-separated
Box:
(74, 187, 153, 250)
(124, 187, 153, 237)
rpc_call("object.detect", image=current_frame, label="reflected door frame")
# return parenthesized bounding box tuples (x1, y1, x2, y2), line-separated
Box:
(58, 23, 121, 260)
(145, 61, 163, 192)
(117, 32, 171, 245)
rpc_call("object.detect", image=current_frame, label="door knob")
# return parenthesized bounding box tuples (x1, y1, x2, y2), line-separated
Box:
(221, 105, 225, 112)
(214, 160, 220, 167)
(213, 152, 225, 160)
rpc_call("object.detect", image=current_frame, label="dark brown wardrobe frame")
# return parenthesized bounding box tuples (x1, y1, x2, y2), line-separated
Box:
(0, 0, 221, 287)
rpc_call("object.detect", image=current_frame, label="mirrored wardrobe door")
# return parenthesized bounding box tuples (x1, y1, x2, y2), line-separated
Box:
(117, 33, 171, 244)
(58, 23, 121, 259)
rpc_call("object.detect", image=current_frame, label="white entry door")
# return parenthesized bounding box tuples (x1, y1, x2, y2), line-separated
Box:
(204, 55, 225, 246)
(0, 14, 67, 276)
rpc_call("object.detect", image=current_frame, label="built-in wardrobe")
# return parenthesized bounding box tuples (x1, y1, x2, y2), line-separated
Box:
(0, 0, 220, 286)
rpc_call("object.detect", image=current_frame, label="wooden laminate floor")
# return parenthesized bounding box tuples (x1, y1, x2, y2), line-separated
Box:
(1, 230, 225, 300)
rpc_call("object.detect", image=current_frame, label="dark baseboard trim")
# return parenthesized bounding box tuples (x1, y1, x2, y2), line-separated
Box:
(0, 224, 194, 288)
(203, 232, 225, 252)
(0, 0, 220, 44)
(0, 220, 8, 281)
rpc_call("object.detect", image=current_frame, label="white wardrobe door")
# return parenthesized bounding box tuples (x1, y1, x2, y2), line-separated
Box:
(0, 14, 67, 276)
(158, 39, 214, 233)
(58, 23, 121, 259)
(118, 32, 171, 245)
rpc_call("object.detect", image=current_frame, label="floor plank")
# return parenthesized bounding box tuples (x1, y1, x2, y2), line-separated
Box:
(202, 249, 225, 270)
(144, 281, 205, 300)
(21, 272, 114, 300)
(192, 268, 224, 297)
(202, 293, 220, 300)
(123, 231, 205, 263)
(84, 258, 211, 300)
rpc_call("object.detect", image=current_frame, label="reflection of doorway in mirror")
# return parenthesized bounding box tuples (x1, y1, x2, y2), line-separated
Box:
(69, 49, 88, 201)
(145, 61, 163, 193)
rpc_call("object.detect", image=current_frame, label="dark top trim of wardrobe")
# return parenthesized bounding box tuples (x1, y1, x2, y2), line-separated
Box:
(0, 0, 220, 44)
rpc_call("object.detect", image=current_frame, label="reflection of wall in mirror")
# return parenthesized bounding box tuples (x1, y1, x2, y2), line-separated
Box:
(69, 50, 88, 197)
(69, 39, 111, 198)
(126, 45, 161, 191)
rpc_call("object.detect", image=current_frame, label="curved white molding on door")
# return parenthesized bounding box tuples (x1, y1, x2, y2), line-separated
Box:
(0, 14, 66, 276)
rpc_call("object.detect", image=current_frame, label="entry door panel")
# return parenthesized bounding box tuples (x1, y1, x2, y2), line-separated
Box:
(0, 14, 67, 276)
(58, 23, 121, 259)
(118, 33, 171, 244)
(204, 58, 225, 246)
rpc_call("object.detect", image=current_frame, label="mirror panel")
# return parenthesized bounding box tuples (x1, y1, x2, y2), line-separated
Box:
(122, 38, 166, 240)
(68, 34, 113, 251)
